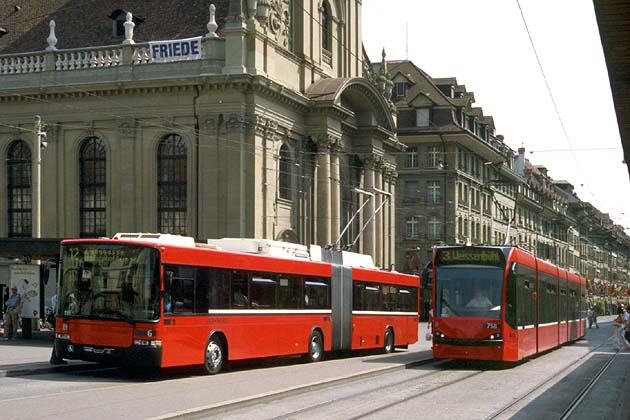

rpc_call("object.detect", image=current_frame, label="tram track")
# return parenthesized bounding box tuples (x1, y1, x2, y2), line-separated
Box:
(340, 369, 484, 420)
(557, 350, 618, 420)
(203, 341, 619, 420)
(264, 360, 456, 420)
(194, 358, 489, 420)
(484, 341, 616, 420)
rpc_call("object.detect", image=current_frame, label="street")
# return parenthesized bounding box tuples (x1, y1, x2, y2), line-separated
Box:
(0, 319, 628, 420)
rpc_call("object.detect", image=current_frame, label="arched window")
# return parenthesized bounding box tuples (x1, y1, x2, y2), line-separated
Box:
(79, 137, 106, 238)
(158, 134, 187, 235)
(7, 140, 32, 237)
(322, 1, 332, 52)
(279, 144, 292, 200)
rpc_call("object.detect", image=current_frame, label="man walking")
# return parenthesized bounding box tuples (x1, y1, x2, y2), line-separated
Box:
(2, 287, 21, 339)
(624, 305, 630, 342)
(591, 305, 599, 329)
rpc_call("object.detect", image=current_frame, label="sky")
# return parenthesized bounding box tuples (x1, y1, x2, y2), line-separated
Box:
(362, 0, 630, 230)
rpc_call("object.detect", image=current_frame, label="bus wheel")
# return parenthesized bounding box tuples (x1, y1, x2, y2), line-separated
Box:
(307, 330, 323, 363)
(383, 328, 395, 353)
(204, 335, 225, 375)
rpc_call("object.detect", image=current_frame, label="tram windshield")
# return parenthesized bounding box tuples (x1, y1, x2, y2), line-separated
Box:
(435, 265, 504, 319)
(58, 243, 161, 322)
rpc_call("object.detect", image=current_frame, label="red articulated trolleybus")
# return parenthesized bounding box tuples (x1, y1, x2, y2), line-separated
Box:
(430, 245, 587, 362)
(53, 233, 419, 374)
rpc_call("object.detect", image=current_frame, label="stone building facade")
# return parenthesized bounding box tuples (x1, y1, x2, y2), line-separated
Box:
(386, 59, 630, 312)
(0, 1, 403, 269)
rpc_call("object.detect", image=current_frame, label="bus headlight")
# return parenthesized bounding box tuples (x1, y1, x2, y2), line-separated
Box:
(56, 333, 70, 340)
(133, 339, 162, 348)
(488, 333, 501, 340)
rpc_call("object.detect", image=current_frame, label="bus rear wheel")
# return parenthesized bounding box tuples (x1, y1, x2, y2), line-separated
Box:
(383, 328, 394, 353)
(204, 335, 225, 375)
(306, 330, 323, 363)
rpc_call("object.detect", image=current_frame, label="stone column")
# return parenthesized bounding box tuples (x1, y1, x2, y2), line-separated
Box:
(361, 156, 377, 258)
(223, 113, 251, 237)
(382, 169, 392, 269)
(374, 166, 383, 267)
(330, 141, 341, 245)
(316, 136, 332, 246)
(253, 115, 277, 239)
(384, 169, 397, 269)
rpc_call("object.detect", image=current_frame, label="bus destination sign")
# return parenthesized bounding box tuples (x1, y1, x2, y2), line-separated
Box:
(437, 248, 505, 266)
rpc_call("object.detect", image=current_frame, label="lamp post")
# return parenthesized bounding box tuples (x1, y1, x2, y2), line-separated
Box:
(33, 115, 46, 239)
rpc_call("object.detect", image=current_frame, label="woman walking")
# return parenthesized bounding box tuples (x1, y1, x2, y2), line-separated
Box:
(612, 306, 630, 352)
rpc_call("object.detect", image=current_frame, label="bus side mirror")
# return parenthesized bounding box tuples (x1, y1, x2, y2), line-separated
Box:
(165, 271, 173, 289)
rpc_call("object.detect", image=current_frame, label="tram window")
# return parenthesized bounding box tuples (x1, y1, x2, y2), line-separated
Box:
(539, 272, 558, 324)
(514, 264, 536, 327)
(506, 263, 517, 328)
(251, 274, 278, 308)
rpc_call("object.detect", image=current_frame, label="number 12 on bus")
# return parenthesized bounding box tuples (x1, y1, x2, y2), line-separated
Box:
(430, 245, 587, 362)
(53, 234, 419, 373)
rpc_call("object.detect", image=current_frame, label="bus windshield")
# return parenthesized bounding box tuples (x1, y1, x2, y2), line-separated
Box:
(58, 243, 160, 323)
(435, 265, 504, 319)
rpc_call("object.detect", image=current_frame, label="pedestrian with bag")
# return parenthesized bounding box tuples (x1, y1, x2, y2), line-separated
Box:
(425, 308, 433, 342)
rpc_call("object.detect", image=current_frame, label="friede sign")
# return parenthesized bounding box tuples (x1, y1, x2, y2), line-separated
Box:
(149, 37, 202, 63)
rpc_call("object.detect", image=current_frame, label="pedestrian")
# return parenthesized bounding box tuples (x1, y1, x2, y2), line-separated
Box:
(49, 292, 67, 365)
(2, 286, 21, 340)
(587, 306, 593, 328)
(591, 305, 599, 329)
(611, 307, 630, 352)
(624, 305, 630, 342)
(49, 293, 57, 330)
(425, 308, 434, 341)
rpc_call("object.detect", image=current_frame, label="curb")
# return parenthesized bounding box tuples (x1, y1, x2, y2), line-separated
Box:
(0, 362, 98, 378)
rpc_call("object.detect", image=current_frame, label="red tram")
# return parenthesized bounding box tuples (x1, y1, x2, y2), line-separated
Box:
(53, 233, 419, 373)
(430, 245, 586, 362)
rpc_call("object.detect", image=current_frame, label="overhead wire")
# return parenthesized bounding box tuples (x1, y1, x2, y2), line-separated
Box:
(515, 0, 596, 200)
